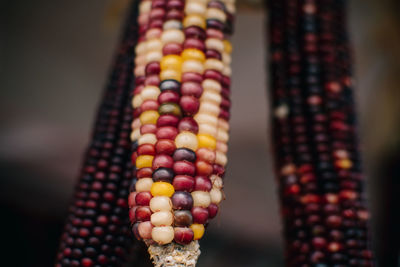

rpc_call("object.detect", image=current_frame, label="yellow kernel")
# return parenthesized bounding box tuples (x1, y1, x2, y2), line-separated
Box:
(197, 134, 217, 149)
(181, 48, 205, 62)
(136, 155, 154, 169)
(151, 182, 175, 197)
(160, 69, 181, 81)
(190, 224, 205, 240)
(337, 159, 353, 169)
(140, 110, 159, 124)
(183, 15, 206, 29)
(160, 55, 182, 71)
(223, 40, 233, 53)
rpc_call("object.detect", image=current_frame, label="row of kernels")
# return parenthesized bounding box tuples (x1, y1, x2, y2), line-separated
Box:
(131, 0, 170, 244)
(132, 0, 200, 245)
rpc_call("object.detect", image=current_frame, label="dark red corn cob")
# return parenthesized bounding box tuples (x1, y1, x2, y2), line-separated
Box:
(55, 2, 141, 266)
(267, 0, 374, 266)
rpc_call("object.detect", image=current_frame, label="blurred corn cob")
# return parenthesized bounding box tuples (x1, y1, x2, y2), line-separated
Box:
(267, 0, 374, 265)
(128, 0, 235, 265)
(55, 2, 140, 266)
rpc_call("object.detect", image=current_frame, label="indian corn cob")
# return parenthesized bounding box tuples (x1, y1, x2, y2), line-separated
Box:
(267, 0, 374, 266)
(55, 2, 140, 266)
(128, 0, 235, 265)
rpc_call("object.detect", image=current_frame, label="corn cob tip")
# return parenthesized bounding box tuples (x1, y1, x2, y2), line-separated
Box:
(148, 241, 200, 267)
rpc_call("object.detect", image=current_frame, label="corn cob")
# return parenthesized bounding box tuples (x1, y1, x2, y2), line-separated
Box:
(55, 2, 141, 266)
(128, 0, 235, 265)
(267, 0, 374, 266)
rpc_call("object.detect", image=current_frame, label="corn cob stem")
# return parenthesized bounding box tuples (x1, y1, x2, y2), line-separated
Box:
(148, 241, 200, 267)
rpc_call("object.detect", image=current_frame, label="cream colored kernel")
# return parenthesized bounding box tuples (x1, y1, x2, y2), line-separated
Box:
(134, 65, 145, 77)
(183, 15, 206, 28)
(206, 8, 227, 22)
(210, 188, 223, 204)
(135, 41, 147, 55)
(222, 66, 232, 76)
(161, 29, 185, 44)
(138, 133, 157, 145)
(151, 211, 174, 226)
(200, 90, 222, 105)
(182, 60, 204, 74)
(130, 129, 141, 141)
(139, 0, 151, 13)
(135, 54, 146, 66)
(216, 141, 228, 153)
(204, 58, 224, 72)
(217, 129, 229, 142)
(205, 38, 224, 53)
(185, 2, 206, 16)
(194, 113, 218, 127)
(198, 123, 218, 137)
(218, 118, 230, 131)
(198, 101, 220, 116)
(191, 191, 211, 208)
(163, 20, 182, 30)
(210, 175, 223, 189)
(141, 86, 160, 101)
(215, 151, 227, 166)
(150, 196, 173, 212)
(151, 226, 174, 245)
(145, 51, 163, 63)
(135, 178, 153, 192)
(202, 79, 222, 92)
(146, 39, 163, 52)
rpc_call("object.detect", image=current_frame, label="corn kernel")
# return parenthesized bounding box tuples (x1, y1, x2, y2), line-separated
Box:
(160, 55, 182, 71)
(183, 15, 206, 29)
(182, 48, 206, 62)
(140, 110, 159, 124)
(190, 224, 205, 240)
(197, 134, 217, 149)
(223, 40, 233, 53)
(336, 159, 353, 169)
(151, 182, 175, 197)
(175, 131, 198, 150)
(136, 155, 154, 169)
(160, 69, 181, 81)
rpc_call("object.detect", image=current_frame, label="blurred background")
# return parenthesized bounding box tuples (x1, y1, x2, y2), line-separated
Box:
(1, 0, 399, 266)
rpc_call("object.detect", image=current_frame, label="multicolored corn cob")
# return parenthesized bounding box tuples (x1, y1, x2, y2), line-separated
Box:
(55, 2, 140, 266)
(267, 0, 374, 266)
(128, 0, 235, 265)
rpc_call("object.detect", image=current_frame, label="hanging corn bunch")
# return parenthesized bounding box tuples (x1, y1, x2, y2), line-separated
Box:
(128, 0, 235, 265)
(55, 0, 377, 266)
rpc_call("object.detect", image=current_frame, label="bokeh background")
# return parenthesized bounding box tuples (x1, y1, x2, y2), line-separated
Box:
(1, 0, 400, 266)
